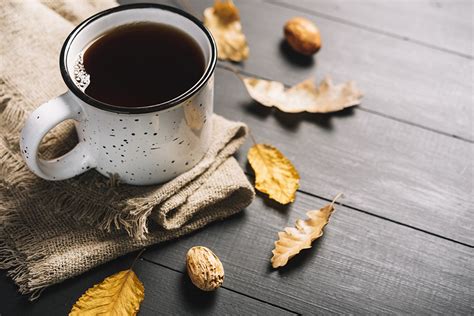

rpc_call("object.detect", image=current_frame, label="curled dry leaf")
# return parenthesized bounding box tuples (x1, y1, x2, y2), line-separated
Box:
(70, 269, 144, 316)
(271, 194, 342, 268)
(248, 144, 299, 205)
(243, 76, 363, 113)
(204, 0, 249, 61)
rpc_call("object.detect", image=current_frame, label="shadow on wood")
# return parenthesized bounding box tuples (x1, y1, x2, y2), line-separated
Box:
(274, 107, 356, 132)
(266, 236, 324, 276)
(243, 99, 356, 132)
(259, 191, 291, 214)
(233, 149, 243, 163)
(242, 100, 273, 119)
(279, 39, 315, 68)
(178, 270, 217, 311)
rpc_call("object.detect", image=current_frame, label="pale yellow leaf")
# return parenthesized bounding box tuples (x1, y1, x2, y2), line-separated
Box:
(271, 194, 342, 268)
(243, 76, 363, 113)
(248, 144, 299, 204)
(70, 269, 144, 316)
(204, 0, 249, 61)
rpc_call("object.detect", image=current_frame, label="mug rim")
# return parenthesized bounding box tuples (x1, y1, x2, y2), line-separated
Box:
(59, 3, 217, 114)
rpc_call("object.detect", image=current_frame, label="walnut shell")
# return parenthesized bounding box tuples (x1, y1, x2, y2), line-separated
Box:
(186, 246, 224, 291)
(284, 17, 321, 55)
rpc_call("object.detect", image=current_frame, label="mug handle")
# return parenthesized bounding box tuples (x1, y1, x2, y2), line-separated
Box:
(20, 92, 95, 180)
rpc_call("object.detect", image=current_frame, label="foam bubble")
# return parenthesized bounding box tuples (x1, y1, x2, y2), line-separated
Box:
(73, 52, 90, 92)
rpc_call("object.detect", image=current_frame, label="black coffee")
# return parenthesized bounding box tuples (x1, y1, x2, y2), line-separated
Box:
(81, 22, 205, 107)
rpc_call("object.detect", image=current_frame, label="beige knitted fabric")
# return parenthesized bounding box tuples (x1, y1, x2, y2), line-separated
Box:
(0, 0, 254, 297)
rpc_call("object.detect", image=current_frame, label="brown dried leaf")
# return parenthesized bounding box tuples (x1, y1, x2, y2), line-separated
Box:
(248, 143, 300, 204)
(204, 0, 249, 61)
(243, 76, 363, 113)
(271, 194, 342, 268)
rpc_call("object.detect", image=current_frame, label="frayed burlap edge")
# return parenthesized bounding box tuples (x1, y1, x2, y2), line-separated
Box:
(0, 159, 255, 299)
(0, 0, 255, 299)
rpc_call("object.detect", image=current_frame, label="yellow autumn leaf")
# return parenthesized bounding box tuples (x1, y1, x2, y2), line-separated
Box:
(243, 76, 363, 113)
(271, 194, 342, 268)
(204, 0, 249, 61)
(248, 144, 299, 204)
(70, 269, 144, 316)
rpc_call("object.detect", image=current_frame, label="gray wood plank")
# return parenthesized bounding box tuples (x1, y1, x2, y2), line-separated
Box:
(0, 254, 293, 315)
(143, 192, 474, 314)
(270, 0, 474, 58)
(212, 67, 473, 245)
(177, 0, 473, 141)
(120, 0, 474, 244)
(2, 1, 470, 315)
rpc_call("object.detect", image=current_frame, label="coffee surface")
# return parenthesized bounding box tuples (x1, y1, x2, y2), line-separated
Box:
(82, 22, 205, 107)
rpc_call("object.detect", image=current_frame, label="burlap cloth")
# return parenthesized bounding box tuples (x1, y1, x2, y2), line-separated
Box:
(0, 0, 255, 298)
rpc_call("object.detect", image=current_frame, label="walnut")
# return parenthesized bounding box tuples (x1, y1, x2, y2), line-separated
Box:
(284, 17, 321, 55)
(186, 246, 224, 291)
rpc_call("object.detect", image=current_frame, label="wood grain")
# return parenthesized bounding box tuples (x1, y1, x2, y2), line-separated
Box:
(1, 1, 472, 315)
(117, 1, 474, 245)
(270, 0, 474, 58)
(212, 67, 473, 245)
(143, 193, 474, 314)
(0, 255, 293, 315)
(178, 0, 473, 141)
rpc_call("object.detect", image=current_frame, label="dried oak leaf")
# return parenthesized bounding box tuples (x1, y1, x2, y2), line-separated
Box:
(204, 0, 249, 61)
(248, 143, 300, 204)
(243, 76, 363, 113)
(271, 194, 342, 268)
(70, 269, 144, 316)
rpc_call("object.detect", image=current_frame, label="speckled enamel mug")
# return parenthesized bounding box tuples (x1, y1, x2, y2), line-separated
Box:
(20, 4, 217, 185)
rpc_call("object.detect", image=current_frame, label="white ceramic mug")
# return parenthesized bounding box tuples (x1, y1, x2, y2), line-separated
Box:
(20, 4, 217, 185)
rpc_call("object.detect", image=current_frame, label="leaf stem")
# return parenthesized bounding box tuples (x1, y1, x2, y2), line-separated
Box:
(130, 248, 146, 270)
(217, 61, 244, 80)
(248, 129, 258, 146)
(330, 193, 344, 208)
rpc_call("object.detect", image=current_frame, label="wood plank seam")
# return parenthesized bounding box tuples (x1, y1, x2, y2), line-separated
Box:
(242, 170, 474, 248)
(357, 107, 474, 144)
(211, 63, 474, 246)
(267, 0, 474, 60)
(140, 257, 301, 315)
(140, 191, 474, 314)
(216, 64, 474, 144)
(169, 0, 473, 141)
(292, 186, 474, 249)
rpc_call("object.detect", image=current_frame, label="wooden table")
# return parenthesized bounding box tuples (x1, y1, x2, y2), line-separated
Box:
(1, 0, 472, 314)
